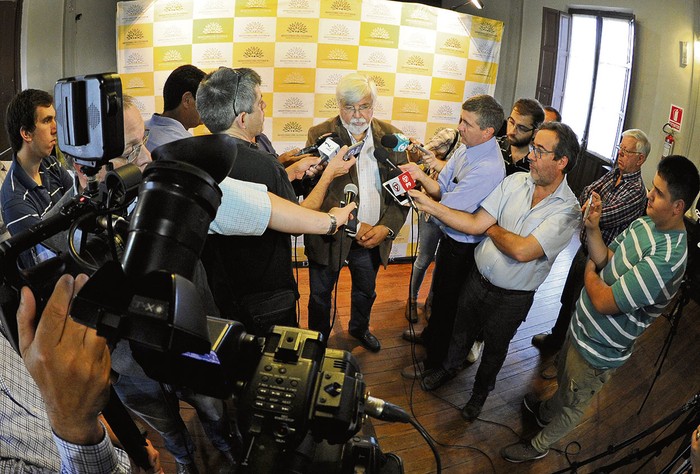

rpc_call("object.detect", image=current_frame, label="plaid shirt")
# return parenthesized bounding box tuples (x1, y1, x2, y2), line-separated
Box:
(1, 333, 130, 473)
(579, 168, 647, 247)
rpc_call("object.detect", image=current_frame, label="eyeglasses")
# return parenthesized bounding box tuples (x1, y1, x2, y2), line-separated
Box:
(342, 103, 373, 115)
(122, 129, 150, 163)
(528, 143, 557, 161)
(615, 145, 642, 157)
(507, 116, 535, 134)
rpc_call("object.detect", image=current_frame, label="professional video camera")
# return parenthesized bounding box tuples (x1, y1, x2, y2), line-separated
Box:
(0, 74, 405, 473)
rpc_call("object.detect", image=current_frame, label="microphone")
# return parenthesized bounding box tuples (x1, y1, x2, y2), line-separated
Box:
(381, 133, 430, 155)
(294, 133, 339, 157)
(374, 147, 398, 170)
(364, 395, 411, 423)
(342, 183, 358, 237)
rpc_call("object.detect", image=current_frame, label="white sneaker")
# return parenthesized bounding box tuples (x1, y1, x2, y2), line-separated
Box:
(467, 341, 484, 363)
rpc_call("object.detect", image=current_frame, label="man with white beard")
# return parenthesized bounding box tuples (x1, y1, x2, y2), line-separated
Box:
(303, 73, 409, 352)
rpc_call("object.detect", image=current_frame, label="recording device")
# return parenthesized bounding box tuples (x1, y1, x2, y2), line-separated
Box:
(0, 75, 406, 473)
(342, 183, 359, 237)
(294, 133, 339, 157)
(380, 133, 429, 155)
(374, 148, 417, 209)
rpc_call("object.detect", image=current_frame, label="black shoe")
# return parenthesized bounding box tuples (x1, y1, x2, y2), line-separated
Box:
(350, 329, 381, 352)
(531, 332, 558, 352)
(420, 367, 455, 391)
(523, 393, 549, 427)
(461, 392, 488, 421)
(402, 328, 424, 345)
(177, 462, 200, 474)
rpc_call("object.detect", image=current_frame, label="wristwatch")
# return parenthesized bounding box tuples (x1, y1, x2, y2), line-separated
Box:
(326, 213, 337, 235)
(384, 225, 396, 240)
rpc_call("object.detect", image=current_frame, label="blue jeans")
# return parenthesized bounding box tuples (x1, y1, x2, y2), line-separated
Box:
(112, 374, 232, 463)
(409, 215, 442, 301)
(444, 268, 535, 395)
(308, 244, 381, 341)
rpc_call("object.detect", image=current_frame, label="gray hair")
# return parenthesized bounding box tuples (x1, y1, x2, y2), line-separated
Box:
(462, 94, 504, 134)
(622, 129, 651, 157)
(336, 73, 377, 107)
(196, 67, 262, 133)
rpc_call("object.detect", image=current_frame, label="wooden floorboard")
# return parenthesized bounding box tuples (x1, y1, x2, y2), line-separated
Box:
(148, 235, 700, 473)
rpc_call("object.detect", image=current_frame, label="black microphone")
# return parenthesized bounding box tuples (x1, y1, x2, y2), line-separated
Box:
(295, 133, 340, 156)
(364, 395, 411, 423)
(374, 147, 398, 171)
(342, 183, 359, 237)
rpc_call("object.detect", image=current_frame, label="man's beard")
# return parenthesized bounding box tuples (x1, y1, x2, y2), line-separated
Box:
(343, 117, 370, 136)
(508, 133, 532, 148)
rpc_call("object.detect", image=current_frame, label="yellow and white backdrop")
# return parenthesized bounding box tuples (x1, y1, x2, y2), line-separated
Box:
(115, 0, 503, 262)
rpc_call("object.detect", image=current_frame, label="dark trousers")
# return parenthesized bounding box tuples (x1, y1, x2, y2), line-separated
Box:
(308, 244, 381, 342)
(444, 268, 535, 395)
(550, 245, 588, 348)
(422, 235, 478, 370)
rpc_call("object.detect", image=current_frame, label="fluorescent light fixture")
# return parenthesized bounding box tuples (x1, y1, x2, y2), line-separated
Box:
(471, 0, 483, 8)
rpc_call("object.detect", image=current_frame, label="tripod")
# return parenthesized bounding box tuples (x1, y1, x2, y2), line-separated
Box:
(637, 277, 692, 416)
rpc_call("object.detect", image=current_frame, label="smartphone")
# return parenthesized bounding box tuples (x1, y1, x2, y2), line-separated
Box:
(344, 140, 365, 160)
(583, 195, 593, 221)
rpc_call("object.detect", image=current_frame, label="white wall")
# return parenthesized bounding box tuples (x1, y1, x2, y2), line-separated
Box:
(468, 0, 698, 187)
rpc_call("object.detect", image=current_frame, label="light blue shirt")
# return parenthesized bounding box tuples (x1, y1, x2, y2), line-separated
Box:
(436, 137, 505, 243)
(145, 114, 192, 153)
(475, 172, 580, 291)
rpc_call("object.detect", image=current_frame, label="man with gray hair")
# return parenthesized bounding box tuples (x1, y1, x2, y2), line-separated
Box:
(304, 72, 409, 352)
(531, 129, 650, 374)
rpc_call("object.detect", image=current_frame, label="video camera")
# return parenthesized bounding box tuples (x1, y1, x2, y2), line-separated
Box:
(0, 74, 405, 473)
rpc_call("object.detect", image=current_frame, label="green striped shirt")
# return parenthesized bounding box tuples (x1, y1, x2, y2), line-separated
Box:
(571, 216, 687, 369)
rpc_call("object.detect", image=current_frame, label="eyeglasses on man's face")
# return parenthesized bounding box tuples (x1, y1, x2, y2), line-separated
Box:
(122, 129, 150, 163)
(615, 145, 642, 157)
(528, 143, 557, 161)
(342, 103, 373, 115)
(507, 116, 535, 134)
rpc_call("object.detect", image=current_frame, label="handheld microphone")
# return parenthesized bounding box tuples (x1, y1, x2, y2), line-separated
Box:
(374, 147, 398, 170)
(342, 183, 359, 237)
(294, 133, 339, 157)
(381, 133, 430, 155)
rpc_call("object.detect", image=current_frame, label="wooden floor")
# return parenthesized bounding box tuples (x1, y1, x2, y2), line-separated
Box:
(152, 236, 700, 473)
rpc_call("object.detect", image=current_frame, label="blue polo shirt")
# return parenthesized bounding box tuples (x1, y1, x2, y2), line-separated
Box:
(0, 155, 73, 267)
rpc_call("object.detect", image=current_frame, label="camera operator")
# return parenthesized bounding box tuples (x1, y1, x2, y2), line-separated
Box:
(1, 89, 73, 269)
(0, 274, 162, 473)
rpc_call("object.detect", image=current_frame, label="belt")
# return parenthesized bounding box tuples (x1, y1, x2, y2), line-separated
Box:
(478, 273, 535, 296)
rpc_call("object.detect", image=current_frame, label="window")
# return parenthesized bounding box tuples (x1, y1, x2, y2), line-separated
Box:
(537, 9, 635, 163)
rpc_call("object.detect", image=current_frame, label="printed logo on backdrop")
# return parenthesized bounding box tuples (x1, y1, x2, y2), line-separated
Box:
(192, 43, 232, 67)
(153, 21, 192, 46)
(277, 18, 319, 42)
(435, 33, 469, 58)
(358, 46, 398, 72)
(236, 0, 276, 17)
(193, 19, 234, 43)
(318, 19, 360, 45)
(400, 5, 437, 29)
(320, 0, 361, 20)
(274, 68, 316, 93)
(193, 0, 232, 19)
(273, 93, 314, 116)
(121, 73, 155, 97)
(428, 101, 461, 124)
(154, 0, 193, 21)
(317, 44, 358, 69)
(392, 97, 429, 121)
(359, 23, 399, 49)
(363, 72, 394, 96)
(235, 42, 275, 67)
(314, 94, 339, 116)
(397, 51, 433, 76)
(433, 55, 467, 80)
(395, 74, 431, 100)
(371, 95, 393, 121)
(278, 0, 319, 17)
(360, 0, 402, 25)
(398, 26, 436, 54)
(235, 17, 277, 42)
(120, 48, 154, 73)
(471, 17, 503, 42)
(431, 78, 465, 102)
(119, 24, 153, 48)
(464, 81, 492, 98)
(315, 70, 345, 94)
(154, 45, 192, 70)
(469, 38, 499, 62)
(119, 2, 151, 22)
(275, 43, 316, 68)
(272, 117, 314, 142)
(466, 60, 497, 83)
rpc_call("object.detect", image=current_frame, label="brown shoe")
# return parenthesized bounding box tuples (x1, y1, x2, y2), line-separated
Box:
(405, 298, 418, 323)
(540, 362, 557, 380)
(402, 328, 424, 345)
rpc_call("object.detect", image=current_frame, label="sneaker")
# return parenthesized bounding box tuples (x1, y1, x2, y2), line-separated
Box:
(405, 298, 418, 323)
(466, 340, 484, 363)
(523, 393, 548, 427)
(420, 367, 455, 391)
(401, 361, 434, 379)
(501, 441, 549, 463)
(461, 392, 488, 421)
